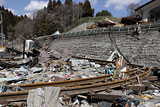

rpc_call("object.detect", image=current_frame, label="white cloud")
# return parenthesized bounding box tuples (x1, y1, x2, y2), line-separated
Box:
(24, 0, 48, 12)
(0, 0, 5, 5)
(8, 8, 17, 14)
(90, 0, 98, 5)
(24, 0, 48, 19)
(105, 0, 141, 10)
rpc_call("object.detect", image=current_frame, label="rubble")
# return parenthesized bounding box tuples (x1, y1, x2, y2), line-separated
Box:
(0, 47, 115, 85)
(121, 16, 142, 25)
(0, 44, 160, 107)
(95, 18, 116, 27)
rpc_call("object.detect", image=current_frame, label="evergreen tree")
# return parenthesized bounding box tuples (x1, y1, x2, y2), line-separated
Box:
(47, 0, 53, 10)
(1, 6, 4, 10)
(9, 11, 14, 25)
(65, 0, 73, 5)
(24, 15, 27, 18)
(37, 14, 50, 36)
(0, 6, 24, 35)
(53, 0, 56, 7)
(96, 10, 112, 17)
(79, 2, 83, 7)
(7, 24, 15, 41)
(82, 0, 94, 17)
(56, 0, 62, 5)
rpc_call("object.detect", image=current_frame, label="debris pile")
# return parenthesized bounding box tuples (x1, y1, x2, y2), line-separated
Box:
(86, 15, 149, 30)
(0, 44, 160, 107)
(0, 49, 115, 85)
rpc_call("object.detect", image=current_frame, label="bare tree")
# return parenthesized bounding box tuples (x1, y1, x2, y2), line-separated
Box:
(14, 18, 34, 39)
(33, 3, 83, 36)
(127, 3, 140, 16)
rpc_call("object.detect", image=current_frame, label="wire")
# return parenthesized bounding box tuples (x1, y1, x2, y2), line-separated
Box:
(108, 27, 131, 64)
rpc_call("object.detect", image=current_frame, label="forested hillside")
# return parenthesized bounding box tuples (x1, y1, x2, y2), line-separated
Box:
(33, 0, 94, 36)
(0, 6, 26, 35)
(1, 0, 112, 40)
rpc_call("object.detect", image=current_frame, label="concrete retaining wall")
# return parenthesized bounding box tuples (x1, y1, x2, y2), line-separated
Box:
(42, 30, 160, 67)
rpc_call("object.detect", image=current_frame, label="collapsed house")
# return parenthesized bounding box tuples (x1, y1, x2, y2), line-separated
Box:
(95, 18, 116, 27)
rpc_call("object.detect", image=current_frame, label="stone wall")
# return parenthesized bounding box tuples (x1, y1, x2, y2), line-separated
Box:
(41, 30, 160, 67)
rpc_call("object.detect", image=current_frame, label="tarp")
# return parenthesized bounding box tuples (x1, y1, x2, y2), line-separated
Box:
(107, 50, 121, 62)
(52, 31, 60, 36)
(0, 77, 20, 83)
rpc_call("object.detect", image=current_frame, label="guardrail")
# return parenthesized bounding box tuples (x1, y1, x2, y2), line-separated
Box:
(36, 21, 160, 40)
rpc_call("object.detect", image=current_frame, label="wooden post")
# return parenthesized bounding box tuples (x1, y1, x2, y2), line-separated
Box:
(23, 40, 25, 59)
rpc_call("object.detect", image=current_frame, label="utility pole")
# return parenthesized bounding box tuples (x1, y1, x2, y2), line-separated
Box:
(0, 11, 3, 35)
(0, 10, 4, 46)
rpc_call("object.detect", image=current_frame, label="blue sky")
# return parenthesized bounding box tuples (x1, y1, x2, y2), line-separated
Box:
(0, 0, 150, 17)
